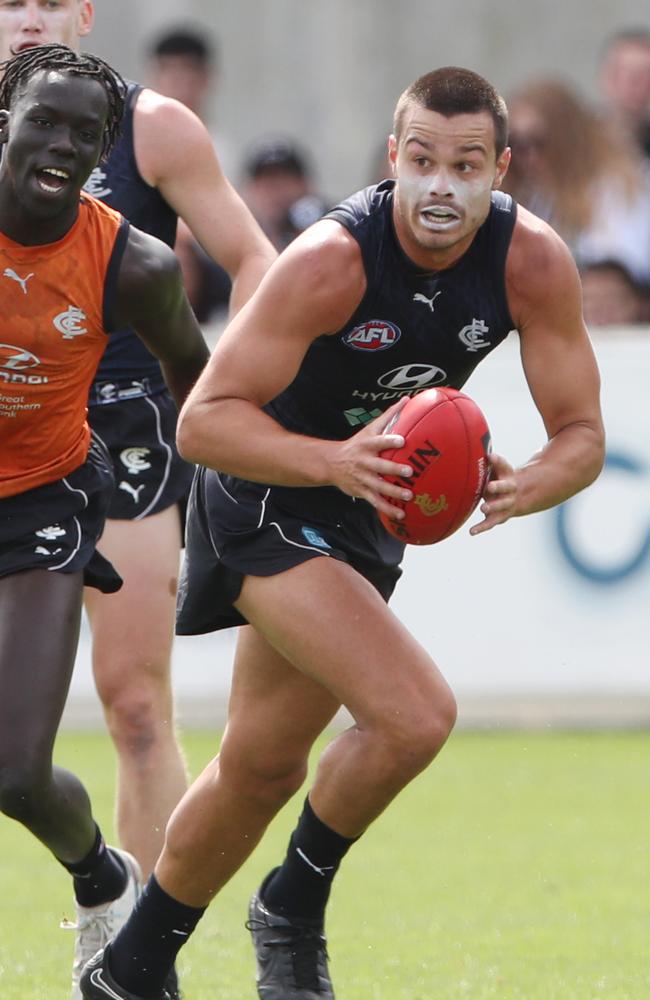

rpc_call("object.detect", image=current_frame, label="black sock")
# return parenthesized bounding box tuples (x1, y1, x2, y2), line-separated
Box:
(58, 826, 127, 908)
(263, 797, 358, 922)
(108, 874, 206, 1000)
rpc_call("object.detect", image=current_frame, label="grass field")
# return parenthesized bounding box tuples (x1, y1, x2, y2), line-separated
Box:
(1, 729, 650, 999)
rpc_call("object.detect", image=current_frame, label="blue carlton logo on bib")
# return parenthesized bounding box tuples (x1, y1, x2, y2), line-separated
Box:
(302, 527, 331, 549)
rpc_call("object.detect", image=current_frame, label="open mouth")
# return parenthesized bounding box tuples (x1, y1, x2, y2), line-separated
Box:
(36, 167, 71, 194)
(421, 206, 461, 227)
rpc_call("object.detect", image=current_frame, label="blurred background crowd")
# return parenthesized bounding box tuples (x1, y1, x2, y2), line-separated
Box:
(99, 11, 650, 331)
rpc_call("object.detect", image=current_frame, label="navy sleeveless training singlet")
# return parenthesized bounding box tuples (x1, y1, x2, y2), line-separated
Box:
(83, 82, 178, 393)
(176, 181, 520, 634)
(267, 180, 517, 440)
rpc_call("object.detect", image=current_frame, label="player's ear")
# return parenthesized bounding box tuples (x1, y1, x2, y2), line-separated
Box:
(78, 1, 95, 38)
(492, 145, 511, 189)
(0, 110, 9, 145)
(388, 134, 398, 175)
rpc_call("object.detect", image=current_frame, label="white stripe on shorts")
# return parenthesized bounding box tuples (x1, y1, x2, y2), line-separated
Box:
(135, 396, 173, 520)
(61, 475, 89, 509)
(47, 515, 82, 572)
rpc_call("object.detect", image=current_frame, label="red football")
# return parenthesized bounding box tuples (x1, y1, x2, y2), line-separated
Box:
(379, 387, 491, 545)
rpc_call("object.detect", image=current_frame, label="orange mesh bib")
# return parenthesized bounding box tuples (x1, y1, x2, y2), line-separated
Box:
(0, 195, 124, 497)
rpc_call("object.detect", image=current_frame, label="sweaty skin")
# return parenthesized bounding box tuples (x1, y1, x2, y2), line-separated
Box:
(177, 106, 603, 534)
(0, 70, 107, 242)
(80, 78, 605, 1000)
(390, 106, 510, 269)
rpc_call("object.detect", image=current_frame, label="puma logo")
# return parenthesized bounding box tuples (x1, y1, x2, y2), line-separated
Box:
(413, 291, 442, 312)
(119, 481, 145, 503)
(4, 268, 35, 294)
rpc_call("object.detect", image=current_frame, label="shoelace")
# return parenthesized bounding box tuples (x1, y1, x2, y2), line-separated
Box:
(247, 917, 329, 991)
(61, 931, 176, 1000)
(61, 910, 114, 953)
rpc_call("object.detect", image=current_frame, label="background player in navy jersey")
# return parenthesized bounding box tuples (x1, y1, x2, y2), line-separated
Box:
(0, 0, 275, 904)
(0, 43, 210, 1000)
(80, 68, 605, 1000)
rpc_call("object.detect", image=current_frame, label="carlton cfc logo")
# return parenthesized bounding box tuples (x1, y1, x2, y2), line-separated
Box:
(342, 320, 401, 352)
(54, 306, 87, 339)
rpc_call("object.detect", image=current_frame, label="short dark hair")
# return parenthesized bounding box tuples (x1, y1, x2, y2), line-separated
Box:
(394, 67, 509, 156)
(244, 137, 309, 180)
(149, 27, 215, 66)
(0, 43, 125, 159)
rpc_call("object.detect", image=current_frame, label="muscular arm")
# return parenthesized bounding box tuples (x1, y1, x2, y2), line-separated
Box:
(475, 208, 605, 533)
(134, 91, 276, 314)
(116, 227, 210, 408)
(176, 221, 414, 516)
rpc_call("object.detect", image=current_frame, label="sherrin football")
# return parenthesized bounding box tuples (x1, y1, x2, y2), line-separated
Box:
(379, 387, 491, 545)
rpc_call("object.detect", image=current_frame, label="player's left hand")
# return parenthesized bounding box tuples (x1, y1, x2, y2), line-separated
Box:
(469, 453, 518, 535)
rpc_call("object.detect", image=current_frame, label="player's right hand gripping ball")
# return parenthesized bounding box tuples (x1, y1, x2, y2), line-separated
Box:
(379, 387, 491, 544)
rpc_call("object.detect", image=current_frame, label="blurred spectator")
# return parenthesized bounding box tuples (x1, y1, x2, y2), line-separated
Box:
(503, 78, 650, 286)
(285, 193, 330, 240)
(240, 136, 327, 250)
(145, 25, 236, 170)
(580, 259, 647, 327)
(146, 26, 215, 118)
(599, 29, 650, 159)
(144, 25, 234, 321)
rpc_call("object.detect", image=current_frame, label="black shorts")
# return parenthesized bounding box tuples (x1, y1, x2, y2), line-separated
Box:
(88, 387, 194, 521)
(0, 437, 122, 593)
(176, 467, 405, 635)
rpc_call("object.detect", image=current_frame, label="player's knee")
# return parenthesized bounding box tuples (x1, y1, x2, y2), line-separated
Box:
(102, 687, 173, 758)
(221, 749, 308, 810)
(251, 759, 308, 809)
(412, 689, 457, 765)
(0, 763, 45, 824)
(380, 687, 457, 775)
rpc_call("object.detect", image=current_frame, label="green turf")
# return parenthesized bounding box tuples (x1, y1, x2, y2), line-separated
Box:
(1, 729, 649, 999)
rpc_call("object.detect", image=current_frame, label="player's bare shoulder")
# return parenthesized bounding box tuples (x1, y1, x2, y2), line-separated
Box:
(505, 204, 583, 332)
(133, 87, 199, 128)
(132, 87, 219, 185)
(117, 226, 182, 317)
(263, 219, 367, 336)
(288, 219, 365, 298)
